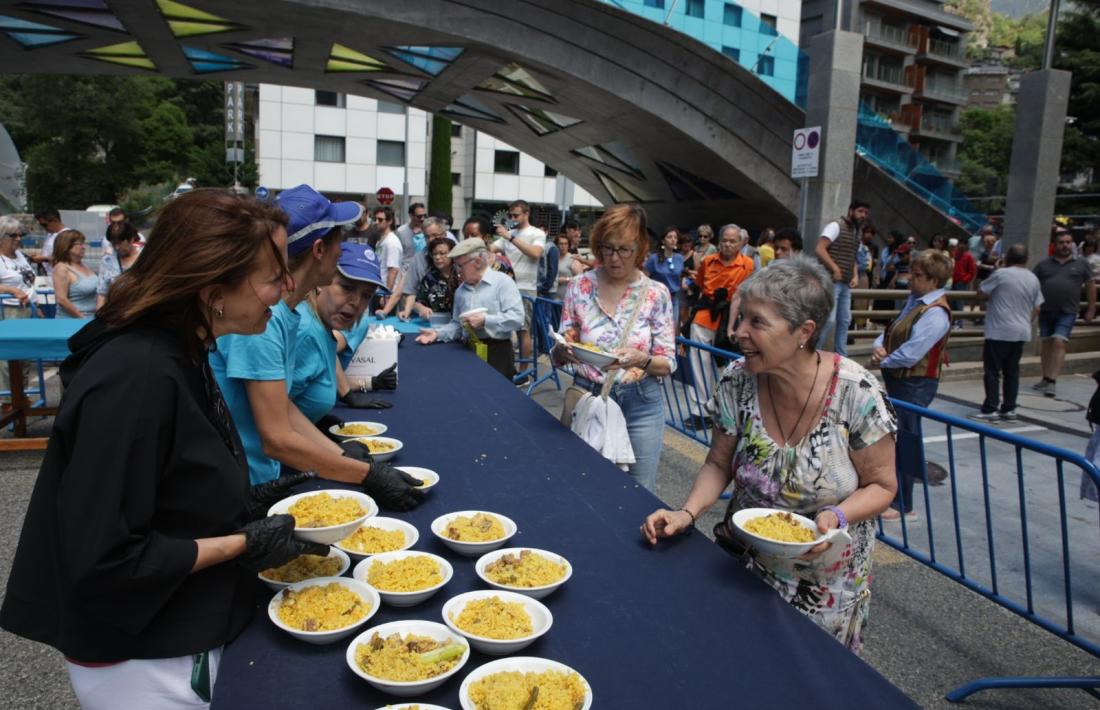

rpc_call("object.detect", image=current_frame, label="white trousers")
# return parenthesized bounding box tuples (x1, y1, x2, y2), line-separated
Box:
(688, 322, 718, 412)
(67, 648, 222, 710)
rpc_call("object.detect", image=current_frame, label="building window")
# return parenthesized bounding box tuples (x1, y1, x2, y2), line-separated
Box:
(722, 46, 741, 61)
(494, 150, 520, 174)
(377, 140, 405, 167)
(451, 123, 463, 137)
(723, 4, 742, 27)
(451, 172, 462, 186)
(685, 0, 704, 18)
(544, 165, 558, 178)
(760, 13, 778, 36)
(757, 55, 775, 77)
(377, 100, 406, 115)
(643, 0, 664, 7)
(315, 135, 345, 163)
(315, 90, 345, 107)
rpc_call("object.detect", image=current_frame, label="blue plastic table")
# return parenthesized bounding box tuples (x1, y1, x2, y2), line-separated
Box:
(212, 342, 917, 709)
(0, 318, 85, 448)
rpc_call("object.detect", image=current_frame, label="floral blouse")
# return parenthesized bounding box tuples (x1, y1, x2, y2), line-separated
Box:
(559, 269, 677, 384)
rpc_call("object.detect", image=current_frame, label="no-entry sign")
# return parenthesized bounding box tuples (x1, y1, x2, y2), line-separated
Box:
(376, 187, 395, 205)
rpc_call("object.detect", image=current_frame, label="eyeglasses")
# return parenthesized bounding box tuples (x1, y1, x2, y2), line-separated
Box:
(598, 245, 636, 258)
(1, 232, 20, 238)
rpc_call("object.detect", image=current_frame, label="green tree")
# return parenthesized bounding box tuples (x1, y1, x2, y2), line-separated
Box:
(957, 105, 1016, 205)
(427, 115, 452, 216)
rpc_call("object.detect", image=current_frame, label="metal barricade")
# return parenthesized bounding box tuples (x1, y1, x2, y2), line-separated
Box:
(882, 399, 1100, 702)
(524, 297, 564, 396)
(659, 335, 741, 447)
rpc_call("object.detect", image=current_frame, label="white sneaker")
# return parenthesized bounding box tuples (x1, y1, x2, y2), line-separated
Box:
(968, 411, 1000, 423)
(1000, 409, 1018, 421)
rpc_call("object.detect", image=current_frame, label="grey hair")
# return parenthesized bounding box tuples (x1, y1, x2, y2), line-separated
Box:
(718, 223, 741, 239)
(738, 254, 834, 349)
(0, 215, 20, 235)
(422, 216, 448, 235)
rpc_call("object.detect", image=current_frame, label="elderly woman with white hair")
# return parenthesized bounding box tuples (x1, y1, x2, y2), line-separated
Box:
(643, 255, 897, 653)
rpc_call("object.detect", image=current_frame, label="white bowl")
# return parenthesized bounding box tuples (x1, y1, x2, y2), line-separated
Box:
(268, 577, 379, 645)
(258, 547, 351, 592)
(395, 466, 439, 492)
(730, 507, 851, 558)
(347, 435, 403, 462)
(570, 342, 618, 369)
(346, 620, 470, 697)
(352, 550, 453, 607)
(334, 517, 419, 562)
(329, 421, 388, 440)
(458, 307, 488, 320)
(459, 656, 593, 710)
(268, 490, 378, 545)
(442, 590, 553, 656)
(430, 511, 517, 557)
(474, 547, 573, 600)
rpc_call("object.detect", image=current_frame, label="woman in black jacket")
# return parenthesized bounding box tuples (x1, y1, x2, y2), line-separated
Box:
(0, 190, 325, 709)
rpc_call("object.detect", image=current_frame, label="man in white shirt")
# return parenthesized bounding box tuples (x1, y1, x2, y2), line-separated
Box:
(31, 208, 70, 275)
(493, 200, 546, 363)
(373, 206, 404, 318)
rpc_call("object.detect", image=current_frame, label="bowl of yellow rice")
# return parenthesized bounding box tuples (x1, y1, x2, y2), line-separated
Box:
(258, 547, 351, 591)
(569, 340, 618, 369)
(268, 489, 378, 544)
(430, 511, 517, 557)
(394, 466, 440, 492)
(335, 517, 419, 562)
(474, 548, 572, 600)
(352, 550, 453, 607)
(267, 577, 379, 645)
(345, 436, 403, 462)
(459, 656, 592, 710)
(730, 507, 851, 558)
(345, 620, 470, 697)
(442, 590, 552, 656)
(329, 421, 388, 440)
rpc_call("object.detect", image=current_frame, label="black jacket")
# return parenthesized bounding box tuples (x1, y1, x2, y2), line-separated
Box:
(0, 320, 255, 661)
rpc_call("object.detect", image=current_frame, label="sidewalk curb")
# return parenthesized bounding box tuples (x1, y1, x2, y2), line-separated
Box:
(935, 392, 1091, 439)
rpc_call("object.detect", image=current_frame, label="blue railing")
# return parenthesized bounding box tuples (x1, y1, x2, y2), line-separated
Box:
(660, 335, 742, 447)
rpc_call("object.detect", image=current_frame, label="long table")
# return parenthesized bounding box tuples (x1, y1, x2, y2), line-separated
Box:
(0, 318, 85, 450)
(213, 342, 917, 708)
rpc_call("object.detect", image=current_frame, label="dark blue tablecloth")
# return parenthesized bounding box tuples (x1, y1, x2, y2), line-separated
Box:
(213, 342, 916, 709)
(0, 318, 85, 360)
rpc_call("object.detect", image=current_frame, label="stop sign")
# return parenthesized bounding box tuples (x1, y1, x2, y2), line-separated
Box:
(376, 187, 395, 205)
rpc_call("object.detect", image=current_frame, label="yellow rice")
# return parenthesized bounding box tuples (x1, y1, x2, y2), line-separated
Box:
(450, 596, 533, 640)
(467, 669, 588, 710)
(367, 555, 443, 592)
(340, 525, 407, 554)
(276, 582, 371, 632)
(445, 513, 505, 542)
(260, 553, 342, 582)
(484, 550, 567, 588)
(354, 632, 464, 681)
(337, 423, 382, 436)
(287, 492, 365, 528)
(573, 342, 607, 354)
(743, 512, 816, 543)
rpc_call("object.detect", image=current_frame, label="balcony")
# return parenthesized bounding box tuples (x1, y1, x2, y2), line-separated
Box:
(862, 64, 914, 94)
(927, 156, 961, 176)
(915, 78, 969, 105)
(914, 114, 963, 142)
(919, 37, 968, 68)
(862, 22, 915, 54)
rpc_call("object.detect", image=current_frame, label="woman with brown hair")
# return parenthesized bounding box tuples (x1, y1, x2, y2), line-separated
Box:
(0, 189, 328, 708)
(551, 204, 677, 492)
(51, 229, 98, 318)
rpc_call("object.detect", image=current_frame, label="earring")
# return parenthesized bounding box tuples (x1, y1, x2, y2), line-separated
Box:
(799, 343, 805, 349)
(213, 306, 224, 318)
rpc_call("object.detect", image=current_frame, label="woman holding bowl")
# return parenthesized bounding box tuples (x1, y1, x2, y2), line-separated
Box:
(642, 256, 897, 652)
(552, 204, 677, 492)
(51, 230, 98, 318)
(0, 190, 326, 708)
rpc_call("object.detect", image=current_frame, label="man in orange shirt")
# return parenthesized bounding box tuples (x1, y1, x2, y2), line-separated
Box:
(687, 224, 754, 427)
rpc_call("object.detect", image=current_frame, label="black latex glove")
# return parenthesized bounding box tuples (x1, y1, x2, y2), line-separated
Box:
(316, 413, 344, 432)
(237, 514, 329, 573)
(339, 439, 374, 463)
(373, 363, 397, 390)
(340, 391, 394, 409)
(363, 461, 425, 512)
(246, 471, 318, 520)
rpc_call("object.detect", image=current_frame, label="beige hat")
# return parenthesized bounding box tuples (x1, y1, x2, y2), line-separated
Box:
(449, 238, 489, 260)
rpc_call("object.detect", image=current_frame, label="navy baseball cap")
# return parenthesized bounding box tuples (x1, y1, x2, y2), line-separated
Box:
(336, 243, 388, 293)
(276, 185, 363, 257)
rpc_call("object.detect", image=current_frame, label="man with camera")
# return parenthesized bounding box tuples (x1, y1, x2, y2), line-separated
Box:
(493, 200, 546, 368)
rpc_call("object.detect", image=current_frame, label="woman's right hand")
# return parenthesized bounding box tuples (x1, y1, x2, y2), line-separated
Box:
(641, 508, 693, 545)
(552, 339, 579, 366)
(236, 514, 329, 573)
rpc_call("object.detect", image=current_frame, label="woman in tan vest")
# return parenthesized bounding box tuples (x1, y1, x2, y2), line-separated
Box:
(869, 250, 954, 522)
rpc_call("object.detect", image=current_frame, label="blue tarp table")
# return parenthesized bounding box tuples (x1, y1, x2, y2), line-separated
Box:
(212, 342, 917, 709)
(0, 318, 85, 448)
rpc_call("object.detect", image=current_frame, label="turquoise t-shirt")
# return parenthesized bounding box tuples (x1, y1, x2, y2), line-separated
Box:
(290, 301, 338, 424)
(209, 299, 300, 484)
(338, 314, 373, 370)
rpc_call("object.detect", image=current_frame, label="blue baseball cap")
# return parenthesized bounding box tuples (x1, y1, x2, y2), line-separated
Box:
(336, 243, 387, 293)
(276, 184, 363, 257)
